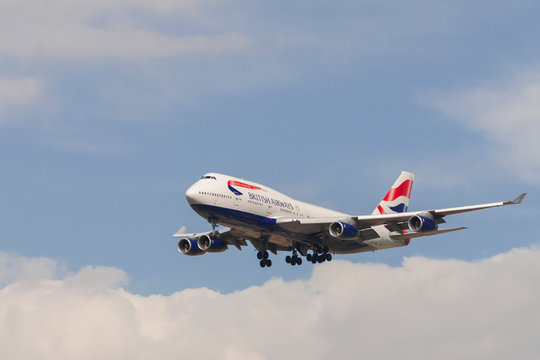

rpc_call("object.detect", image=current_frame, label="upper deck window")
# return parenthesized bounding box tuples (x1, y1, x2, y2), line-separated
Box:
(201, 175, 217, 180)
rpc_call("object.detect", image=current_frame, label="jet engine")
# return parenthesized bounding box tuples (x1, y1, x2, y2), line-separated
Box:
(408, 213, 438, 232)
(197, 235, 227, 253)
(329, 221, 358, 239)
(177, 238, 205, 256)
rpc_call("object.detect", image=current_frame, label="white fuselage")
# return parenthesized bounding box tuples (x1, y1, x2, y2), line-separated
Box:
(185, 173, 406, 254)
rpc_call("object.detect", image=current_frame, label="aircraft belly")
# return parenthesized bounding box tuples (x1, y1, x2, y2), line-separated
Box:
(226, 224, 293, 248)
(363, 238, 408, 250)
(266, 234, 294, 247)
(189, 203, 407, 254)
(277, 222, 322, 234)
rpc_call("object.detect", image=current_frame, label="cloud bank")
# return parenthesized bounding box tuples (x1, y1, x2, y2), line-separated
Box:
(1, 247, 539, 360)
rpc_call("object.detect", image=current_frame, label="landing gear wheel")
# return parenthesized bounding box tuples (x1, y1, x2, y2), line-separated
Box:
(263, 251, 269, 259)
(260, 260, 266, 268)
(288, 255, 302, 266)
(326, 253, 332, 261)
(257, 252, 263, 260)
(266, 259, 272, 267)
(288, 246, 303, 266)
(306, 254, 312, 261)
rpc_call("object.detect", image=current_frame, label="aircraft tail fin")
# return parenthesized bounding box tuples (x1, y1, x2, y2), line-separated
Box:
(372, 171, 415, 215)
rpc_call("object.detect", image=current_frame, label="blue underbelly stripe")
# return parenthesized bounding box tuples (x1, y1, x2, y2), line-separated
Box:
(190, 204, 277, 228)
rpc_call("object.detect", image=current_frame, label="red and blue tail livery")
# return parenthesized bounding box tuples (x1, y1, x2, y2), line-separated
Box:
(173, 171, 525, 269)
(373, 171, 414, 215)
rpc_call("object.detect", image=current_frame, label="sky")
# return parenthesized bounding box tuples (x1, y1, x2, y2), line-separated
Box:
(1, 1, 540, 358)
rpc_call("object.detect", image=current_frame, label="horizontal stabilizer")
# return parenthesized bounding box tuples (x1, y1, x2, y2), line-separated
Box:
(173, 226, 207, 238)
(390, 227, 468, 241)
(173, 226, 187, 237)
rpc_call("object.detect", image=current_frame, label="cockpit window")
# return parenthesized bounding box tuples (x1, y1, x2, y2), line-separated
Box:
(201, 175, 217, 180)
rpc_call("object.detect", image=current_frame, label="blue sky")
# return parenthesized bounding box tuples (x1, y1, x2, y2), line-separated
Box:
(3, 2, 540, 358)
(1, 0, 539, 298)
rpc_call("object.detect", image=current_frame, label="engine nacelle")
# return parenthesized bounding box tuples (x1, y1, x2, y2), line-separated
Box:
(177, 238, 205, 256)
(408, 214, 438, 232)
(329, 221, 358, 239)
(197, 235, 227, 253)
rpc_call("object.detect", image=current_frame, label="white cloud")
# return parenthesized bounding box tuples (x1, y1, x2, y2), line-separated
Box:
(1, 247, 540, 359)
(0, 251, 60, 286)
(64, 265, 129, 289)
(0, 78, 43, 121)
(423, 65, 540, 183)
(0, 0, 251, 60)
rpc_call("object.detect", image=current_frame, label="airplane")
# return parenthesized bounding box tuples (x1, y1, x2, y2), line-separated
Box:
(173, 172, 526, 268)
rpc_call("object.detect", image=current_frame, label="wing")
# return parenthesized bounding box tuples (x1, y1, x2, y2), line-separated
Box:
(276, 193, 526, 236)
(172, 227, 248, 250)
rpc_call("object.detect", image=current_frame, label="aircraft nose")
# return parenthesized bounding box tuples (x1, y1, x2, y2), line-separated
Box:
(185, 184, 199, 205)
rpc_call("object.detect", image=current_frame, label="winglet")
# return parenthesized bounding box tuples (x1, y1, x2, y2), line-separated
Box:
(506, 193, 527, 205)
(173, 226, 187, 238)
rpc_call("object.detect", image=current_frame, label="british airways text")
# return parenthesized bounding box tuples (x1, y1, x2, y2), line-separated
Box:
(248, 192, 294, 210)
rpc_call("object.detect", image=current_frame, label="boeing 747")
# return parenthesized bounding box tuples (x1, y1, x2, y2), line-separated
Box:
(173, 172, 525, 268)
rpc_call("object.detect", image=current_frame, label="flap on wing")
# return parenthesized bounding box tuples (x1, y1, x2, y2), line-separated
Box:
(390, 227, 467, 240)
(384, 222, 409, 232)
(358, 228, 380, 241)
(279, 214, 413, 227)
(277, 214, 416, 233)
(354, 213, 417, 227)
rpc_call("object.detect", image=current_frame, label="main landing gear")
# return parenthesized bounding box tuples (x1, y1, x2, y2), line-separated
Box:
(306, 246, 332, 264)
(285, 249, 302, 266)
(258, 246, 333, 268)
(257, 250, 272, 268)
